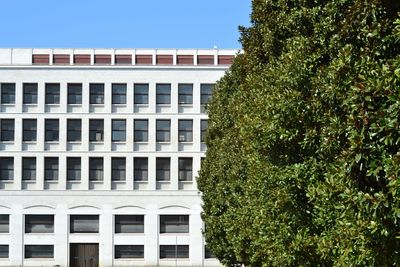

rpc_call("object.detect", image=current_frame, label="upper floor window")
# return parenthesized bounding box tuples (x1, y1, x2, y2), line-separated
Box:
(112, 84, 127, 104)
(89, 119, 104, 142)
(205, 245, 216, 259)
(0, 215, 9, 233)
(68, 83, 82, 105)
(67, 157, 81, 181)
(201, 84, 214, 105)
(23, 83, 38, 104)
(0, 245, 7, 259)
(67, 119, 81, 142)
(201, 119, 208, 142)
(178, 84, 193, 104)
(156, 84, 171, 105)
(70, 215, 99, 233)
(112, 119, 126, 142)
(160, 215, 189, 233)
(89, 157, 103, 181)
(90, 83, 104, 104)
(134, 158, 148, 181)
(0, 158, 13, 181)
(45, 119, 59, 142)
(156, 158, 170, 181)
(0, 119, 14, 141)
(112, 157, 126, 181)
(25, 215, 54, 233)
(134, 119, 148, 142)
(44, 157, 58, 181)
(1, 83, 15, 104)
(23, 119, 37, 142)
(178, 158, 193, 181)
(45, 83, 60, 104)
(22, 157, 36, 181)
(178, 120, 193, 142)
(134, 84, 149, 104)
(156, 119, 170, 142)
(115, 215, 144, 233)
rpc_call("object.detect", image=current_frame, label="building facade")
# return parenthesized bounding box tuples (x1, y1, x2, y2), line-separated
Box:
(0, 48, 235, 267)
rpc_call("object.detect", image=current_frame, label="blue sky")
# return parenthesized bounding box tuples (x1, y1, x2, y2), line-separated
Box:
(0, 0, 251, 49)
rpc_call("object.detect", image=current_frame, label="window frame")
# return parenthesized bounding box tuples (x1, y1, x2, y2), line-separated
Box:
(112, 83, 127, 104)
(134, 84, 149, 104)
(22, 157, 36, 181)
(111, 157, 126, 181)
(67, 119, 82, 142)
(178, 120, 193, 142)
(0, 158, 13, 181)
(89, 83, 105, 104)
(89, 119, 104, 142)
(70, 215, 99, 233)
(156, 158, 170, 181)
(23, 83, 38, 104)
(156, 84, 171, 105)
(178, 158, 193, 181)
(67, 83, 82, 105)
(112, 119, 126, 142)
(45, 83, 60, 105)
(45, 119, 59, 142)
(134, 119, 148, 142)
(134, 158, 148, 181)
(44, 157, 58, 181)
(23, 119, 37, 142)
(156, 119, 171, 142)
(114, 245, 144, 259)
(159, 215, 189, 234)
(24, 245, 54, 259)
(200, 84, 214, 105)
(1, 83, 15, 104)
(89, 157, 104, 181)
(25, 215, 54, 233)
(67, 157, 81, 181)
(0, 215, 9, 233)
(0, 119, 14, 142)
(114, 215, 144, 234)
(178, 84, 193, 105)
(159, 245, 189, 259)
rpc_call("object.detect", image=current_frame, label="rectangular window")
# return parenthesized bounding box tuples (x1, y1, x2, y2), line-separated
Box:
(115, 245, 144, 259)
(179, 158, 192, 181)
(160, 215, 189, 233)
(156, 84, 171, 104)
(0, 245, 8, 258)
(45, 83, 60, 104)
(22, 157, 36, 181)
(156, 120, 170, 142)
(68, 83, 82, 104)
(67, 119, 81, 142)
(201, 84, 213, 105)
(134, 119, 148, 142)
(24, 245, 54, 258)
(25, 215, 54, 233)
(112, 119, 126, 142)
(112, 83, 127, 104)
(134, 158, 148, 181)
(45, 119, 59, 142)
(89, 119, 104, 142)
(23, 83, 38, 104)
(1, 83, 15, 104)
(205, 245, 216, 259)
(160, 245, 189, 259)
(178, 120, 193, 142)
(70, 215, 99, 233)
(0, 158, 13, 181)
(67, 157, 81, 181)
(89, 158, 103, 181)
(115, 215, 144, 233)
(0, 215, 9, 233)
(112, 157, 126, 181)
(0, 119, 14, 141)
(44, 157, 58, 181)
(201, 120, 208, 142)
(134, 84, 149, 104)
(178, 84, 193, 104)
(156, 158, 170, 181)
(23, 119, 37, 141)
(90, 83, 104, 104)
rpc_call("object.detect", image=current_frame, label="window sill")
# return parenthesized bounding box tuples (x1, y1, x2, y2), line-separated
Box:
(156, 141, 171, 144)
(112, 141, 127, 144)
(179, 180, 193, 183)
(0, 103, 15, 106)
(23, 104, 38, 106)
(90, 141, 104, 144)
(45, 104, 60, 106)
(178, 104, 193, 107)
(67, 180, 81, 183)
(178, 141, 193, 144)
(156, 104, 171, 107)
(112, 180, 126, 183)
(89, 180, 104, 183)
(112, 104, 127, 107)
(24, 233, 54, 235)
(134, 180, 148, 183)
(114, 233, 145, 236)
(45, 141, 59, 144)
(24, 258, 55, 261)
(134, 141, 149, 144)
(67, 141, 82, 144)
(0, 141, 14, 144)
(156, 180, 170, 183)
(0, 180, 13, 183)
(90, 104, 105, 106)
(68, 104, 82, 106)
(22, 180, 36, 183)
(44, 180, 58, 183)
(23, 141, 37, 144)
(134, 104, 149, 107)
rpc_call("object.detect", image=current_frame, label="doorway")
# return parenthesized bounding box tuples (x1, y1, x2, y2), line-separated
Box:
(70, 243, 99, 267)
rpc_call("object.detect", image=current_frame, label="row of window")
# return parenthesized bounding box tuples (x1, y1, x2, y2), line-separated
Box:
(0, 118, 208, 143)
(0, 83, 213, 106)
(0, 156, 199, 182)
(0, 244, 215, 259)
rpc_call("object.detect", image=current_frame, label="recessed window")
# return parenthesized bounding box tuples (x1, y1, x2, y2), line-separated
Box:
(112, 119, 126, 142)
(160, 245, 189, 259)
(22, 157, 36, 181)
(44, 157, 58, 181)
(134, 84, 149, 104)
(156, 84, 171, 105)
(112, 157, 126, 181)
(67, 157, 81, 181)
(67, 83, 82, 105)
(23, 83, 38, 104)
(178, 120, 193, 142)
(179, 158, 192, 181)
(178, 84, 193, 104)
(205, 245, 216, 259)
(156, 120, 170, 142)
(45, 119, 59, 142)
(1, 83, 15, 104)
(156, 158, 170, 181)
(115, 215, 144, 233)
(201, 120, 208, 142)
(134, 158, 148, 181)
(0, 245, 8, 258)
(45, 83, 60, 104)
(23, 119, 37, 142)
(201, 84, 214, 105)
(89, 119, 104, 142)
(115, 245, 144, 259)
(0, 119, 14, 141)
(0, 158, 13, 181)
(90, 83, 104, 104)
(70, 215, 99, 233)
(24, 245, 54, 259)
(25, 215, 54, 233)
(160, 215, 189, 233)
(134, 119, 148, 142)
(112, 84, 127, 104)
(0, 215, 9, 233)
(67, 119, 81, 142)
(89, 158, 103, 181)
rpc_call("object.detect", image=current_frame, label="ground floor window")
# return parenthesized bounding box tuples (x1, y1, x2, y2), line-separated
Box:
(114, 245, 144, 259)
(160, 245, 189, 259)
(24, 245, 54, 258)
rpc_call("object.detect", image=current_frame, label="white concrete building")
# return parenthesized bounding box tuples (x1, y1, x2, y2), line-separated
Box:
(0, 48, 236, 267)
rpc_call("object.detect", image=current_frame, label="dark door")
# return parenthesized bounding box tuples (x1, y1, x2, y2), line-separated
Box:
(70, 243, 99, 267)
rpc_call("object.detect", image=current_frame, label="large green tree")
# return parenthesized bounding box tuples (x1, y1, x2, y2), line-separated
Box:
(198, 1, 400, 266)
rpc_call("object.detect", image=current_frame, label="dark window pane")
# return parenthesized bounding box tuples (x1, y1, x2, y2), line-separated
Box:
(156, 158, 170, 181)
(89, 119, 104, 142)
(156, 84, 171, 104)
(179, 158, 192, 181)
(201, 84, 213, 105)
(156, 120, 170, 142)
(115, 245, 144, 259)
(115, 215, 144, 233)
(134, 120, 148, 142)
(67, 157, 81, 181)
(44, 157, 58, 181)
(45, 119, 59, 142)
(0, 215, 9, 233)
(112, 84, 127, 104)
(70, 215, 99, 233)
(89, 158, 103, 181)
(23, 119, 37, 141)
(0, 158, 13, 181)
(178, 84, 193, 104)
(1, 119, 14, 141)
(25, 215, 54, 233)
(112, 120, 126, 142)
(160, 215, 189, 233)
(0, 245, 8, 258)
(68, 84, 82, 104)
(24, 245, 53, 258)
(178, 120, 193, 142)
(201, 120, 208, 142)
(160, 245, 189, 259)
(1, 83, 15, 104)
(134, 158, 148, 181)
(112, 158, 126, 181)
(90, 83, 104, 104)
(23, 83, 38, 104)
(134, 84, 149, 104)
(22, 157, 36, 181)
(45, 83, 60, 104)
(67, 119, 81, 142)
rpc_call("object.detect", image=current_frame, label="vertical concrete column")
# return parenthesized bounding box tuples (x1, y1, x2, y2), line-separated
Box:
(103, 155, 112, 190)
(190, 206, 204, 266)
(147, 155, 156, 190)
(171, 82, 178, 114)
(126, 83, 134, 114)
(58, 154, 67, 190)
(126, 117, 134, 152)
(13, 155, 22, 190)
(36, 116, 45, 151)
(55, 204, 68, 267)
(104, 82, 112, 114)
(36, 155, 44, 190)
(14, 117, 22, 151)
(148, 83, 156, 114)
(81, 117, 90, 151)
(9, 205, 23, 266)
(104, 118, 112, 151)
(82, 83, 90, 114)
(126, 155, 134, 190)
(171, 118, 179, 152)
(15, 82, 23, 113)
(60, 82, 68, 113)
(60, 117, 67, 151)
(170, 155, 179, 190)
(81, 155, 89, 190)
(145, 205, 158, 266)
(193, 117, 201, 152)
(100, 205, 113, 267)
(193, 83, 201, 114)
(148, 117, 156, 152)
(37, 82, 45, 113)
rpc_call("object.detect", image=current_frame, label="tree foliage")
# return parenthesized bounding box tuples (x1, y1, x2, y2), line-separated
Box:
(198, 1, 400, 266)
